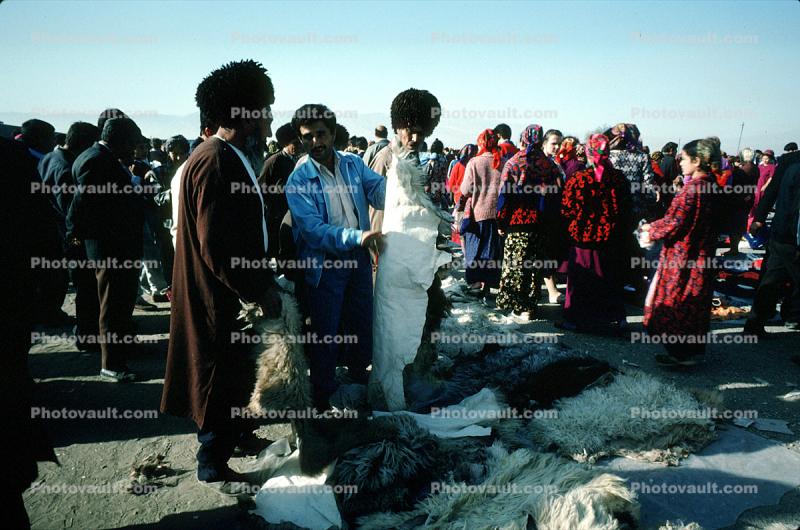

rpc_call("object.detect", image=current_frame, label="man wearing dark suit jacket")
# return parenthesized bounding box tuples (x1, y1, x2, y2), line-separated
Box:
(746, 149, 800, 335)
(66, 117, 146, 381)
(161, 60, 282, 493)
(39, 121, 100, 350)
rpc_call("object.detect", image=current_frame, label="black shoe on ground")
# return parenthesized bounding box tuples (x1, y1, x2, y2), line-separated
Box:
(233, 434, 275, 457)
(742, 320, 767, 338)
(134, 296, 158, 311)
(150, 291, 170, 303)
(196, 468, 259, 497)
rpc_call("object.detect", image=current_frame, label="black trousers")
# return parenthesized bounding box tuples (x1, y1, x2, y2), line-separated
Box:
(33, 267, 68, 322)
(95, 266, 139, 371)
(750, 239, 800, 325)
(73, 265, 100, 346)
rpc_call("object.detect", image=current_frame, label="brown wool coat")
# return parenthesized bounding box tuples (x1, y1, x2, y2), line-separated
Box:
(161, 137, 274, 429)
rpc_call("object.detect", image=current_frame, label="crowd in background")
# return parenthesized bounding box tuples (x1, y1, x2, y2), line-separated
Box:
(6, 113, 800, 371)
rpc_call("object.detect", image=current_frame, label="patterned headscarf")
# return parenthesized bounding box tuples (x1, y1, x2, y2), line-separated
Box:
(607, 123, 642, 152)
(555, 136, 577, 165)
(477, 128, 502, 170)
(586, 133, 611, 182)
(519, 124, 544, 158)
(458, 143, 478, 164)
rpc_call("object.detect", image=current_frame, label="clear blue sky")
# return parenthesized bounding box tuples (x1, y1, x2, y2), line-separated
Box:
(1, 0, 798, 153)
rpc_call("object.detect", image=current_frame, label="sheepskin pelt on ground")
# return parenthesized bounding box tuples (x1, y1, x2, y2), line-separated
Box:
(330, 414, 489, 521)
(431, 342, 612, 411)
(525, 371, 718, 465)
(239, 292, 312, 415)
(357, 442, 639, 530)
(436, 276, 521, 358)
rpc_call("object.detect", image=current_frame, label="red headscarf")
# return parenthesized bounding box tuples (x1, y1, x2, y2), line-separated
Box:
(477, 128, 502, 170)
(555, 137, 577, 165)
(586, 134, 611, 182)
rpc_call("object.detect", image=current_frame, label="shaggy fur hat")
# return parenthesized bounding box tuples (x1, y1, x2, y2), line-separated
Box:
(390, 88, 441, 137)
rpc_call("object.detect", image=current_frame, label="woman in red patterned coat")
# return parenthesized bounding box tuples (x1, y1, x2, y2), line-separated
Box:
(640, 138, 721, 367)
(557, 133, 632, 334)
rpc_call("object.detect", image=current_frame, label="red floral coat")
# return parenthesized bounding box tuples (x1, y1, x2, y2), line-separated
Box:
(644, 174, 719, 337)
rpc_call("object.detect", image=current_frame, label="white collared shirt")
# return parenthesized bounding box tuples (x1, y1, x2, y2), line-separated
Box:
(214, 135, 268, 253)
(308, 151, 359, 229)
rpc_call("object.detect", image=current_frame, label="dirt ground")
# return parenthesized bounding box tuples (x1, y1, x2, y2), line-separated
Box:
(23, 265, 800, 529)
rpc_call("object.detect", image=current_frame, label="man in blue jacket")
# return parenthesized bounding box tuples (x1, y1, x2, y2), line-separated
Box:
(285, 104, 385, 409)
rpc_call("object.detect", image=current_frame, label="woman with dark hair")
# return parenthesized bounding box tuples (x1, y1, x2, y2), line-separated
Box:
(538, 128, 567, 303)
(640, 138, 721, 367)
(496, 124, 563, 322)
(447, 143, 478, 246)
(460, 129, 505, 294)
(558, 134, 631, 334)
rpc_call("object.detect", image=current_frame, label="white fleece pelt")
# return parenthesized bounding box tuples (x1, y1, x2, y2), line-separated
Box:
(526, 371, 717, 465)
(437, 275, 525, 358)
(371, 151, 452, 411)
(357, 442, 639, 530)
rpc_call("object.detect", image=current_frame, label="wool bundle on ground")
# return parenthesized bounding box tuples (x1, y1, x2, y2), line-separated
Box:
(357, 442, 639, 530)
(330, 414, 488, 520)
(434, 342, 613, 410)
(526, 371, 717, 465)
(240, 292, 312, 416)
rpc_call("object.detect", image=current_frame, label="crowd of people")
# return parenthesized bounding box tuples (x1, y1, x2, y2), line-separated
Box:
(4, 57, 800, 523)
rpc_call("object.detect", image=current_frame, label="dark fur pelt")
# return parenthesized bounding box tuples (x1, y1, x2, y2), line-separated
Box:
(431, 343, 613, 411)
(330, 415, 489, 522)
(295, 416, 400, 476)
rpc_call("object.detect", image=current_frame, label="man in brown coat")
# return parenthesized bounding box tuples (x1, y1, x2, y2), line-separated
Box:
(161, 60, 282, 491)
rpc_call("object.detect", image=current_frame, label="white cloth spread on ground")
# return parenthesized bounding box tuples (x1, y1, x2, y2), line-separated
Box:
(249, 439, 342, 530)
(373, 387, 502, 437)
(372, 150, 452, 411)
(249, 389, 499, 529)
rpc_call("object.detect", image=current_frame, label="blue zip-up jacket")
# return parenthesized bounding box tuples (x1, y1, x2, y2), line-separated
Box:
(286, 151, 386, 287)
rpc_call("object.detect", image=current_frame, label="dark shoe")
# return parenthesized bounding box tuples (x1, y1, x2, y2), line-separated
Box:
(135, 296, 158, 311)
(150, 290, 170, 303)
(655, 354, 700, 368)
(742, 320, 766, 338)
(233, 434, 274, 457)
(196, 469, 258, 497)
